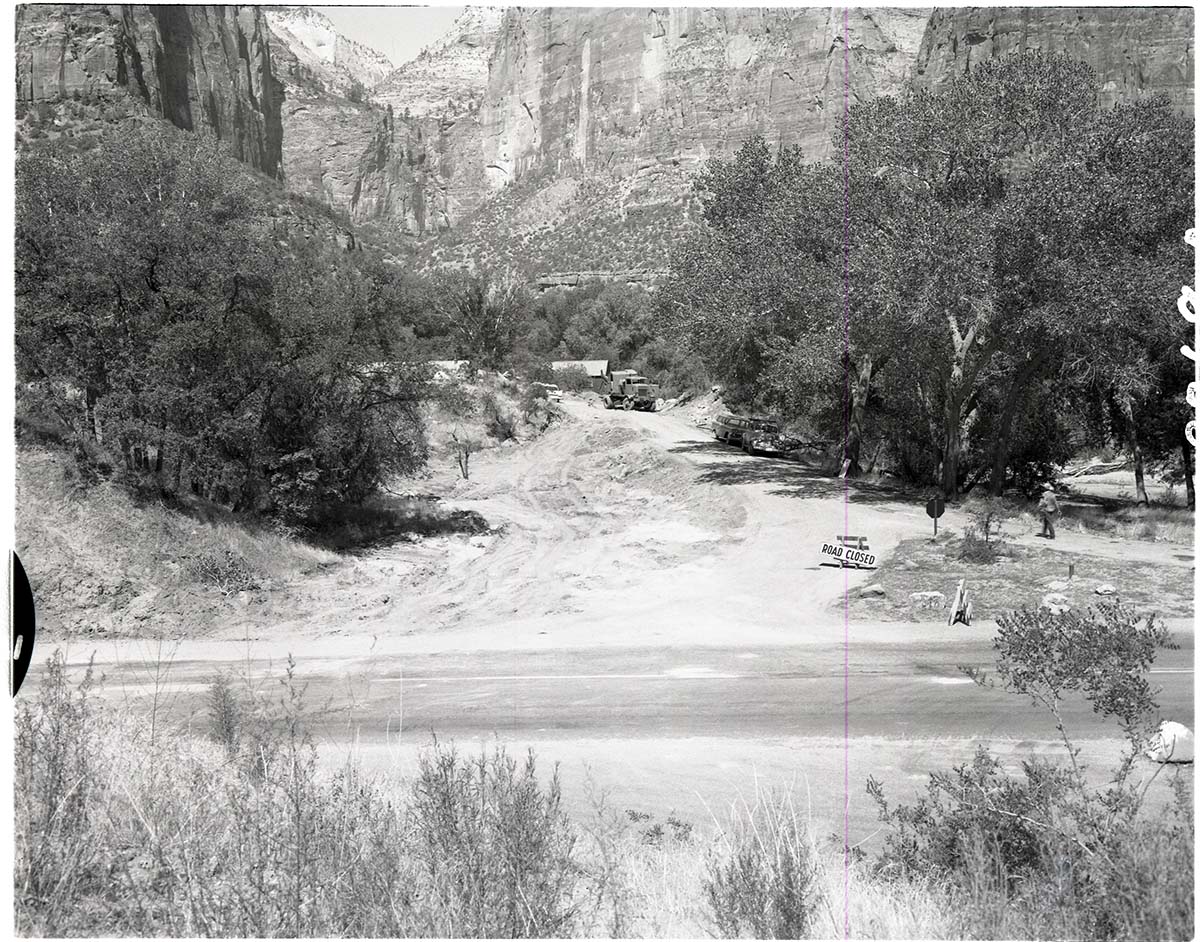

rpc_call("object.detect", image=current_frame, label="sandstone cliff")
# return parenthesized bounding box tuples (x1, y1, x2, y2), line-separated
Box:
(374, 7, 504, 119)
(266, 9, 489, 236)
(16, 3, 284, 178)
(480, 6, 929, 189)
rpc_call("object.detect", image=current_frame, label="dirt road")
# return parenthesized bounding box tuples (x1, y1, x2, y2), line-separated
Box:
(55, 396, 1194, 840)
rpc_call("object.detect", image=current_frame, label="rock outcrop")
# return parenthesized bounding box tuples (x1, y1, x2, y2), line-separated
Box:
(15, 3, 284, 178)
(266, 9, 489, 235)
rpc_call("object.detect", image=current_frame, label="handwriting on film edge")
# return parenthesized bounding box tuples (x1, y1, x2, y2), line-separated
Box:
(1181, 229, 1197, 449)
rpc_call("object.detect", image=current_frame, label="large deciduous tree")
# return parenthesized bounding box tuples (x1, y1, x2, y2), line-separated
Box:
(16, 126, 428, 521)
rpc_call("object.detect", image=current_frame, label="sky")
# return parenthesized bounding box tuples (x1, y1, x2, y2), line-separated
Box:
(314, 5, 465, 67)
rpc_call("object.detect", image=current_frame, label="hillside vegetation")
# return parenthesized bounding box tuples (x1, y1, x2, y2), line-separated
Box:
(420, 166, 701, 277)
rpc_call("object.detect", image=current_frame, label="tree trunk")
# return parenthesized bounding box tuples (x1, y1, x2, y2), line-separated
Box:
(1181, 429, 1195, 510)
(840, 355, 873, 479)
(1129, 411, 1149, 505)
(942, 393, 964, 498)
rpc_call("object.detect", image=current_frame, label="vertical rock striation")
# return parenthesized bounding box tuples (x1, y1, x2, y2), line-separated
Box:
(16, 3, 284, 178)
(479, 7, 931, 190)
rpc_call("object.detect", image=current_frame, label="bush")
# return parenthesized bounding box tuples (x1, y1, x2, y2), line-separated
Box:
(554, 365, 594, 393)
(963, 495, 1012, 543)
(958, 527, 1001, 563)
(868, 601, 1191, 940)
(15, 652, 103, 935)
(520, 382, 549, 420)
(704, 791, 820, 938)
(186, 548, 259, 595)
(482, 392, 518, 442)
(16, 127, 430, 526)
(16, 655, 587, 936)
(408, 744, 583, 937)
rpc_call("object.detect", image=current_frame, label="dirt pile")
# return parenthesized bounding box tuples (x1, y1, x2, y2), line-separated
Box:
(573, 419, 745, 534)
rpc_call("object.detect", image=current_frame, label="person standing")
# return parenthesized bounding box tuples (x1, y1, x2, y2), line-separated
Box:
(1038, 486, 1060, 539)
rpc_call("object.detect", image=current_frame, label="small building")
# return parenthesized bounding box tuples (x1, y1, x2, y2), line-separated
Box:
(551, 359, 610, 391)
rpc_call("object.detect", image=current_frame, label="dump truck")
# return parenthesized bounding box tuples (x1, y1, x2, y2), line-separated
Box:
(602, 370, 663, 412)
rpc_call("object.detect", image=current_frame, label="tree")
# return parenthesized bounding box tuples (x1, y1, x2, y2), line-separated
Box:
(840, 54, 1103, 496)
(16, 125, 429, 521)
(434, 269, 528, 370)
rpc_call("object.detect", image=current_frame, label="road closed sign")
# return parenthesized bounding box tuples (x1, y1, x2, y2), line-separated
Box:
(819, 535, 877, 570)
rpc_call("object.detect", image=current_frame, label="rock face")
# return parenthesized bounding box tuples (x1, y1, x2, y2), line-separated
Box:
(266, 10, 489, 234)
(374, 7, 504, 120)
(16, 5, 1195, 253)
(914, 7, 1195, 111)
(265, 6, 393, 96)
(15, 3, 284, 178)
(480, 7, 929, 190)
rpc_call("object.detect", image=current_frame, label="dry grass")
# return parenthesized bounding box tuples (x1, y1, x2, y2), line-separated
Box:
(1059, 501, 1195, 545)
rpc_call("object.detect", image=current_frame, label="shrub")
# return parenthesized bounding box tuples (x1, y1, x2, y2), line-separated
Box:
(482, 392, 518, 442)
(206, 672, 242, 755)
(868, 601, 1191, 940)
(958, 526, 1001, 563)
(408, 744, 583, 937)
(520, 382, 549, 420)
(15, 652, 103, 936)
(554, 365, 594, 393)
(704, 791, 820, 938)
(186, 548, 259, 595)
(964, 495, 1012, 543)
(16, 127, 430, 527)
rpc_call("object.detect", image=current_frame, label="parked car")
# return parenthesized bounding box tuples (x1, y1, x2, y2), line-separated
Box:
(712, 413, 781, 447)
(742, 428, 803, 457)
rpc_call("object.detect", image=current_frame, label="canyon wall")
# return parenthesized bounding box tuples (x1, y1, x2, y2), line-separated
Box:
(15, 6, 1195, 241)
(16, 3, 284, 178)
(478, 5, 1194, 192)
(480, 7, 930, 189)
(267, 7, 494, 235)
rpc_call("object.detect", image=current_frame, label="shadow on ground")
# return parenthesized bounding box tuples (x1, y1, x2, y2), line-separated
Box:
(668, 441, 918, 505)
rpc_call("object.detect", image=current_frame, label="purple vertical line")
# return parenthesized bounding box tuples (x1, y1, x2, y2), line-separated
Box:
(841, 6, 851, 941)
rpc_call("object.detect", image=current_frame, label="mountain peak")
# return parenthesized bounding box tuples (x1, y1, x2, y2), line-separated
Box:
(266, 6, 394, 93)
(374, 6, 505, 119)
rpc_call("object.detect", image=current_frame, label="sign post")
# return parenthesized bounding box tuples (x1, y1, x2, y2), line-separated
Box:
(925, 492, 946, 540)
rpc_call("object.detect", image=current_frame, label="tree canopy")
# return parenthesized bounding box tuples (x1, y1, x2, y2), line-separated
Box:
(660, 52, 1195, 502)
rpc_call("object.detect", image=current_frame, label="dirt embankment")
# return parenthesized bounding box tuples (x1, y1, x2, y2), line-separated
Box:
(18, 387, 752, 644)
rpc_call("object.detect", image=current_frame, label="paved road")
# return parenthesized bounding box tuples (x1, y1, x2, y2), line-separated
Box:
(88, 638, 1194, 744)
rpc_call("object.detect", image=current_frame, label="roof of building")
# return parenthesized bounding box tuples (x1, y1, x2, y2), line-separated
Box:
(550, 359, 609, 377)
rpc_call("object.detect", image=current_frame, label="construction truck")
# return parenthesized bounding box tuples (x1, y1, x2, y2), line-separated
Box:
(603, 370, 664, 412)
